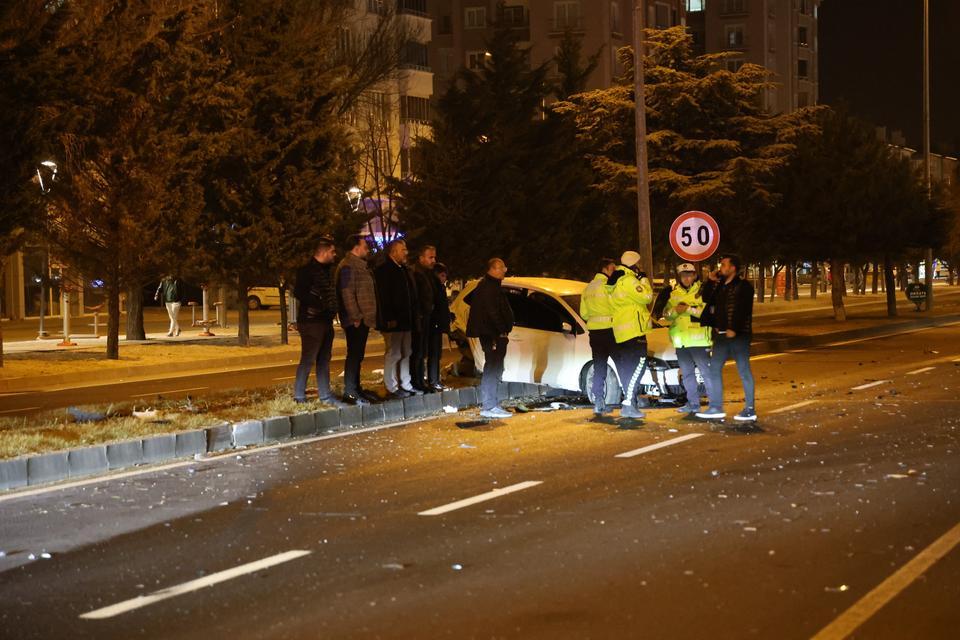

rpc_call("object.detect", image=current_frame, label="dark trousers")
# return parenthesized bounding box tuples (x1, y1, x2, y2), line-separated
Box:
(479, 336, 508, 410)
(588, 328, 617, 404)
(410, 319, 428, 389)
(676, 346, 712, 408)
(294, 320, 334, 402)
(343, 323, 370, 396)
(612, 336, 648, 409)
(427, 331, 444, 386)
(708, 334, 755, 410)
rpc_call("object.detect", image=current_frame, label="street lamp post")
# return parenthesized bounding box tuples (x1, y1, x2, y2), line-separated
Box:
(633, 2, 654, 277)
(35, 160, 58, 338)
(922, 0, 933, 311)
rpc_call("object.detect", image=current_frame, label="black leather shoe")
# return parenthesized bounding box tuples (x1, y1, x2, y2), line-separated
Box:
(343, 394, 369, 406)
(429, 383, 449, 393)
(401, 387, 424, 396)
(359, 389, 381, 403)
(389, 390, 412, 400)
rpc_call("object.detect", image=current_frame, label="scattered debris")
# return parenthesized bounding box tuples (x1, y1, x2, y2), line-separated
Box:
(451, 563, 463, 571)
(459, 443, 476, 449)
(443, 406, 458, 414)
(824, 585, 850, 593)
(67, 407, 107, 423)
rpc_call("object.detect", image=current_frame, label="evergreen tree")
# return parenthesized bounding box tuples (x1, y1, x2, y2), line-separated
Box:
(553, 29, 602, 99)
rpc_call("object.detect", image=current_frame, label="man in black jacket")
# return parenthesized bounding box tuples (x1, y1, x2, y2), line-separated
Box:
(466, 258, 514, 419)
(428, 262, 452, 390)
(293, 236, 340, 404)
(697, 255, 757, 422)
(410, 245, 438, 392)
(374, 239, 421, 399)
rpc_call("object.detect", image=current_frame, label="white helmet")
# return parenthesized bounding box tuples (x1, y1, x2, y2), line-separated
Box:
(620, 251, 642, 268)
(677, 263, 696, 274)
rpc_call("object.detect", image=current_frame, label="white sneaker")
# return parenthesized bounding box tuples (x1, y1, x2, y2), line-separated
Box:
(480, 408, 513, 419)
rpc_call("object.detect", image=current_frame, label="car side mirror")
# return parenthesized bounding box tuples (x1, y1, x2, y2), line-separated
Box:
(561, 322, 573, 334)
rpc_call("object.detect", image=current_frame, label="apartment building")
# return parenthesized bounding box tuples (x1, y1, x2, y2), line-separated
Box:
(430, 1, 687, 97)
(686, 0, 819, 113)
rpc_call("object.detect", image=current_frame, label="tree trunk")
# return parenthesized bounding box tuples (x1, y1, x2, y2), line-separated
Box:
(125, 283, 146, 340)
(883, 255, 897, 317)
(756, 261, 766, 303)
(871, 262, 879, 294)
(810, 262, 819, 299)
(948, 265, 956, 286)
(821, 262, 828, 293)
(106, 276, 121, 359)
(830, 258, 846, 321)
(279, 282, 289, 346)
(770, 264, 783, 302)
(237, 277, 250, 346)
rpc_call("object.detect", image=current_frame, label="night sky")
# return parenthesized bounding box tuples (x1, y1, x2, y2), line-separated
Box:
(820, 0, 960, 155)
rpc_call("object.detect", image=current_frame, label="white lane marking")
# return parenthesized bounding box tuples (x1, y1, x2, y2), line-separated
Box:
(129, 387, 207, 398)
(768, 400, 817, 415)
(273, 376, 295, 381)
(80, 550, 311, 620)
(0, 406, 41, 414)
(851, 380, 890, 391)
(0, 419, 420, 505)
(822, 321, 960, 348)
(906, 366, 936, 376)
(418, 481, 543, 516)
(615, 433, 704, 458)
(811, 520, 960, 640)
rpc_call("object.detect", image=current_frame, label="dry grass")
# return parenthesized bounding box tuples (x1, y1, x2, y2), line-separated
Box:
(0, 384, 334, 459)
(0, 336, 300, 379)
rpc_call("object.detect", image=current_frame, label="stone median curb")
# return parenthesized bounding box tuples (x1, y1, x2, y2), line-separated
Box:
(0, 383, 543, 493)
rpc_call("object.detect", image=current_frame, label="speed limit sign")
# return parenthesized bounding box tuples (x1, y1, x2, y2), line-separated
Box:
(669, 211, 720, 262)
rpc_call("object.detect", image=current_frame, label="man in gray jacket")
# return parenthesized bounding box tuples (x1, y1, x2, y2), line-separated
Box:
(336, 234, 378, 405)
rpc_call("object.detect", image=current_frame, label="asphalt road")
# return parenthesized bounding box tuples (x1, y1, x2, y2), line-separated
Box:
(1, 323, 958, 638)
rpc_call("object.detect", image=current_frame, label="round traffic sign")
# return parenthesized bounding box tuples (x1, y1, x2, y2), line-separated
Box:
(669, 211, 720, 262)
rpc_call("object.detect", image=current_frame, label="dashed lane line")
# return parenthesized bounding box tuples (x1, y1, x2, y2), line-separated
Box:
(418, 481, 543, 516)
(811, 520, 960, 640)
(905, 366, 936, 376)
(80, 550, 311, 620)
(614, 433, 704, 458)
(768, 400, 818, 414)
(850, 380, 890, 391)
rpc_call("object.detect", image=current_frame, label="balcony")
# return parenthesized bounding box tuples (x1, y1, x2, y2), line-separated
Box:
(397, 0, 428, 18)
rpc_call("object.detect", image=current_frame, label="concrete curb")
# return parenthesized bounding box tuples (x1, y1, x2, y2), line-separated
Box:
(0, 383, 515, 494)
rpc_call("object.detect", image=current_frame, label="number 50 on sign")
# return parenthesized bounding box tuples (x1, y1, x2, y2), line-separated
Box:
(669, 211, 720, 262)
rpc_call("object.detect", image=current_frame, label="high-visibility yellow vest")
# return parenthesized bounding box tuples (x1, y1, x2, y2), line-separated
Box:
(609, 266, 653, 344)
(580, 273, 614, 331)
(663, 280, 713, 348)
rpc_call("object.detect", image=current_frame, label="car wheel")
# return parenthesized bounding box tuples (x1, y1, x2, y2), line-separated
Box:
(247, 296, 262, 311)
(580, 362, 622, 406)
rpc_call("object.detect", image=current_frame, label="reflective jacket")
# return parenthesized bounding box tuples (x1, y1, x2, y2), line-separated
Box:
(607, 266, 653, 343)
(579, 273, 614, 331)
(663, 280, 712, 348)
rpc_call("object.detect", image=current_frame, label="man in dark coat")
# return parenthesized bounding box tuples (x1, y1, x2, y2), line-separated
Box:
(427, 262, 452, 390)
(374, 239, 421, 399)
(410, 245, 438, 392)
(293, 236, 340, 404)
(697, 254, 757, 423)
(466, 258, 514, 419)
(336, 234, 378, 405)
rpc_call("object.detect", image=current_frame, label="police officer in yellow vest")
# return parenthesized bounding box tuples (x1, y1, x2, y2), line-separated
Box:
(580, 258, 618, 416)
(657, 263, 714, 414)
(607, 251, 654, 419)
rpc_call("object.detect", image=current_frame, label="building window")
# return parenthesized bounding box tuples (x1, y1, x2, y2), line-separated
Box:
(687, 0, 704, 13)
(553, 1, 582, 30)
(400, 95, 431, 123)
(725, 24, 745, 47)
(722, 0, 747, 14)
(797, 58, 809, 78)
(467, 50, 487, 70)
(438, 15, 452, 35)
(499, 5, 527, 28)
(611, 1, 620, 34)
(797, 26, 808, 46)
(465, 6, 486, 29)
(402, 42, 429, 70)
(725, 58, 744, 73)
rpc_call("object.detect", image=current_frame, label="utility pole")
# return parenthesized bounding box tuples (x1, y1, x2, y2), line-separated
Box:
(923, 0, 933, 311)
(633, 1, 654, 277)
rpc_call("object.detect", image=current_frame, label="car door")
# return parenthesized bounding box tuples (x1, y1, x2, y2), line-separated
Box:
(500, 289, 584, 389)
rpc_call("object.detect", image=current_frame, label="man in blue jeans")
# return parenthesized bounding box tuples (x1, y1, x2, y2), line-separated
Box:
(697, 255, 757, 422)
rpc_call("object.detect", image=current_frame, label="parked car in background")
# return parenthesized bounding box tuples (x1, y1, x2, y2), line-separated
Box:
(451, 277, 699, 407)
(247, 287, 282, 310)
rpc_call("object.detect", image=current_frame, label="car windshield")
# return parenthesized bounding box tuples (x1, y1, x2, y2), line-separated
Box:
(561, 295, 581, 317)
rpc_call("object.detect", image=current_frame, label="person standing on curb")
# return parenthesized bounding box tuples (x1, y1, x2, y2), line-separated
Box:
(580, 258, 618, 416)
(427, 261, 452, 391)
(658, 263, 713, 415)
(375, 239, 421, 399)
(466, 258, 514, 420)
(336, 234, 378, 405)
(608, 251, 654, 419)
(410, 245, 438, 392)
(155, 275, 181, 337)
(696, 255, 757, 422)
(293, 236, 340, 405)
